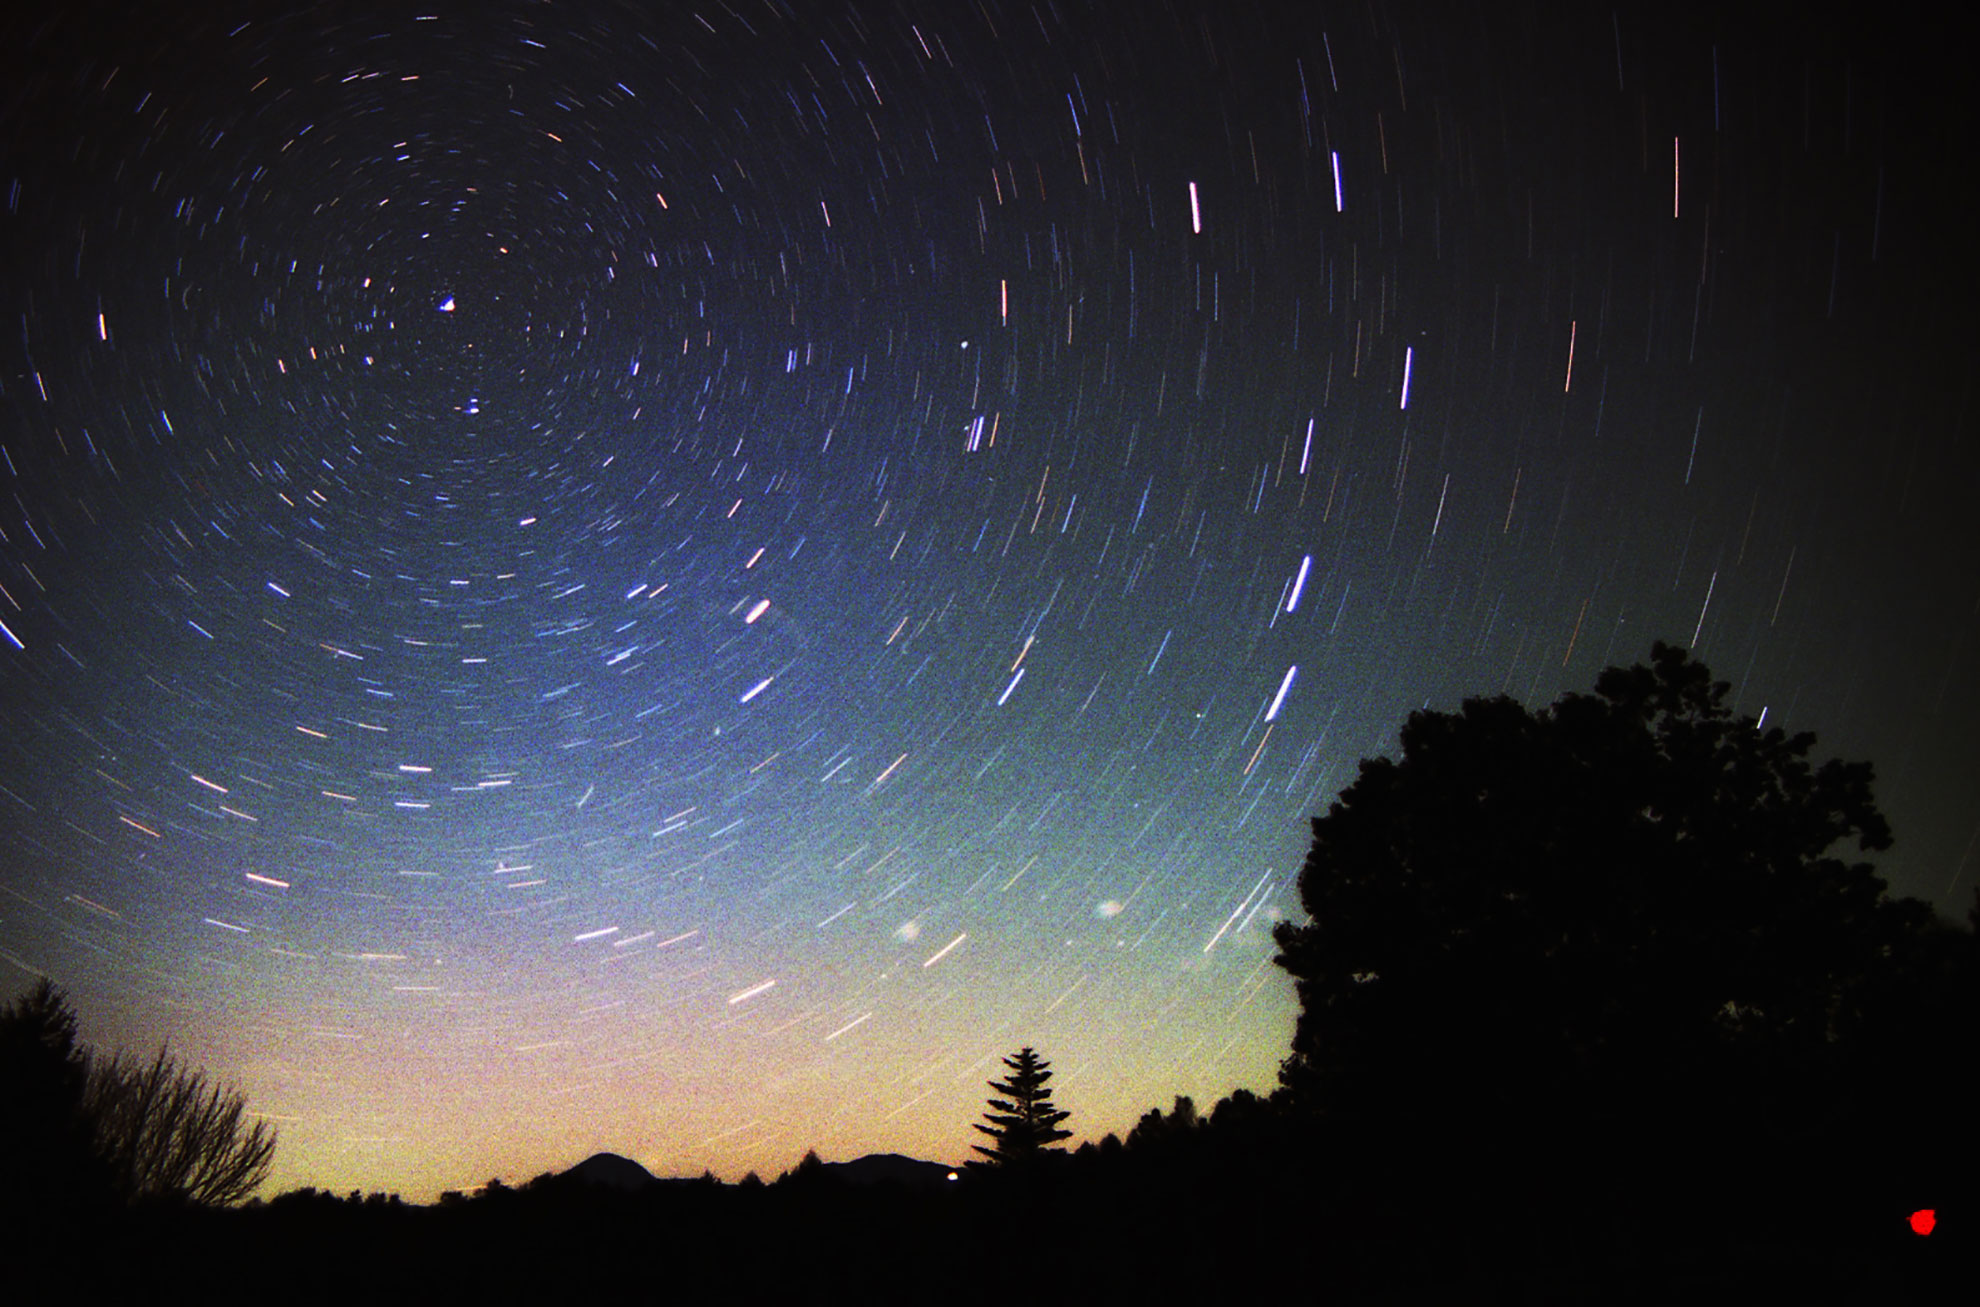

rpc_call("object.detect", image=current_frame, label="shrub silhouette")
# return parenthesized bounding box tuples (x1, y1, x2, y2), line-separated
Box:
(85, 1045, 277, 1207)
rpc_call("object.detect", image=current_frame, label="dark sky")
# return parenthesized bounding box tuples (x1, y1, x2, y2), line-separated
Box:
(2, 0, 1973, 1198)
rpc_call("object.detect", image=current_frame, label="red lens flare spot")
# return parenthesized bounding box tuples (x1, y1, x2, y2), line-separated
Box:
(1908, 1209, 1936, 1236)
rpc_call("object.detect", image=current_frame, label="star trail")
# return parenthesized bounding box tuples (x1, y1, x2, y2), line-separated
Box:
(2, 1, 1974, 1200)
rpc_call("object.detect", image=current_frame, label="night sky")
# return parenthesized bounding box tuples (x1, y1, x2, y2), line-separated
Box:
(2, 0, 1974, 1200)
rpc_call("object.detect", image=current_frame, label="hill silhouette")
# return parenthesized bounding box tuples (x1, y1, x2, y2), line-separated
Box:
(562, 1152, 658, 1192)
(820, 1152, 957, 1189)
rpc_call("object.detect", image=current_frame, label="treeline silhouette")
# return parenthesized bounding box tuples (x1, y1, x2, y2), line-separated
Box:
(3, 644, 1972, 1302)
(14, 1071, 1968, 1304)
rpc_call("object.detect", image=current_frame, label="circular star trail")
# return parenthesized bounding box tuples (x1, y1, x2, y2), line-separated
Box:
(2, 0, 1974, 1197)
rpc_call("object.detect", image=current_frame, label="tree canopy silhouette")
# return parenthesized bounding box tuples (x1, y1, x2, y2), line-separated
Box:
(969, 1046, 1072, 1168)
(0, 979, 276, 1211)
(0, 979, 108, 1222)
(86, 1044, 277, 1206)
(1270, 642, 1935, 1136)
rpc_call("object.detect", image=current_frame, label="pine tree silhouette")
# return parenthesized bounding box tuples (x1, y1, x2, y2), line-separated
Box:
(969, 1046, 1072, 1168)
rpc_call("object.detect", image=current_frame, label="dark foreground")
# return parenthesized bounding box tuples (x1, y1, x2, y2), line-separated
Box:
(6, 1114, 1966, 1305)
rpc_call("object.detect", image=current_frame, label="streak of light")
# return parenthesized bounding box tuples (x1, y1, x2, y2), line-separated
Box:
(1690, 570, 1717, 647)
(204, 918, 249, 934)
(244, 872, 289, 889)
(1188, 180, 1201, 233)
(1771, 547, 1795, 625)
(1042, 975, 1087, 1014)
(190, 774, 228, 794)
(656, 930, 700, 950)
(1242, 724, 1274, 776)
(1563, 598, 1590, 665)
(1399, 346, 1414, 409)
(0, 617, 21, 649)
(1331, 151, 1343, 211)
(744, 598, 771, 624)
(870, 752, 908, 788)
(1285, 555, 1312, 612)
(574, 926, 620, 943)
(698, 1119, 762, 1147)
(728, 978, 776, 1005)
(1563, 319, 1577, 391)
(739, 675, 774, 703)
(119, 816, 160, 838)
(1203, 868, 1275, 953)
(1264, 664, 1298, 722)
(922, 932, 967, 968)
(825, 1011, 873, 1041)
(996, 668, 1025, 705)
(64, 895, 121, 919)
(1000, 856, 1039, 891)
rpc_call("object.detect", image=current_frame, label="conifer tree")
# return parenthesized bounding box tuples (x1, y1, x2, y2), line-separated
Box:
(969, 1046, 1072, 1168)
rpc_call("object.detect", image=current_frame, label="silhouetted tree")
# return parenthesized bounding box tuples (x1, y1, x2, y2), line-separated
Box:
(0, 979, 109, 1220)
(84, 1044, 277, 1206)
(3, 980, 279, 1212)
(969, 1046, 1072, 1168)
(1271, 642, 1935, 1141)
(1126, 1094, 1200, 1150)
(779, 1148, 827, 1188)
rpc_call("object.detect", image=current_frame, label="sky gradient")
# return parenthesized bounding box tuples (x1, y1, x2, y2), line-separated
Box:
(2, 0, 1974, 1200)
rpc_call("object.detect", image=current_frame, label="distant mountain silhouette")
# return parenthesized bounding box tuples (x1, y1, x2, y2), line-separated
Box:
(557, 1150, 954, 1192)
(822, 1153, 958, 1189)
(562, 1152, 657, 1192)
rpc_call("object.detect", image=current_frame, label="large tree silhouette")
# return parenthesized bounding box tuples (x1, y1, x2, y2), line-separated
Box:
(0, 979, 110, 1223)
(969, 1046, 1072, 1168)
(0, 980, 276, 1211)
(1270, 642, 1935, 1138)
